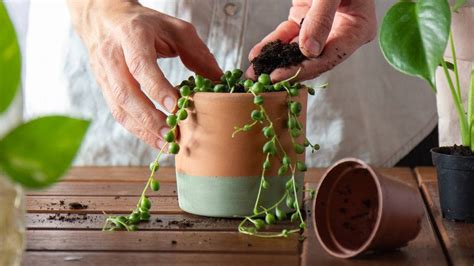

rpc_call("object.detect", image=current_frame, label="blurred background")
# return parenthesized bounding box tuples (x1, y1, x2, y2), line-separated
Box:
(5, 0, 437, 168)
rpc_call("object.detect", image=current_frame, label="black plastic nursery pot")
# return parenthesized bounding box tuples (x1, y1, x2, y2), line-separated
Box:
(431, 147, 474, 223)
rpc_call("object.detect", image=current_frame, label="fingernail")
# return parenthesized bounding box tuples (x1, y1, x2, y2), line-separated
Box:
(245, 66, 256, 80)
(303, 38, 321, 56)
(160, 127, 170, 139)
(164, 96, 176, 113)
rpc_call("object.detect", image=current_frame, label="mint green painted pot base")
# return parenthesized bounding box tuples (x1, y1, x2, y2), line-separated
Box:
(176, 172, 304, 218)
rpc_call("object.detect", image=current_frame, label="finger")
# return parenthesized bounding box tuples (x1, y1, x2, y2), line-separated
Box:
(299, 0, 340, 57)
(248, 21, 300, 62)
(173, 21, 223, 81)
(270, 28, 363, 82)
(106, 100, 166, 149)
(96, 43, 170, 148)
(288, 1, 310, 26)
(95, 72, 166, 149)
(244, 64, 257, 80)
(120, 32, 179, 113)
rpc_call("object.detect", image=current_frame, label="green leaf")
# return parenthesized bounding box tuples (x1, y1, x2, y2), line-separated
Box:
(379, 0, 451, 89)
(0, 2, 21, 114)
(0, 116, 90, 188)
(453, 0, 467, 12)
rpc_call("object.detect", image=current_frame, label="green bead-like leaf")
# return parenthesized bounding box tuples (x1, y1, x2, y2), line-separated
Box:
(252, 219, 265, 230)
(168, 142, 180, 154)
(278, 164, 288, 176)
(0, 2, 21, 114)
(265, 213, 276, 224)
(262, 140, 276, 155)
(150, 179, 160, 192)
(379, 0, 451, 89)
(262, 126, 275, 138)
(0, 116, 90, 188)
(290, 212, 299, 223)
(140, 197, 151, 210)
(286, 195, 295, 209)
(275, 207, 286, 221)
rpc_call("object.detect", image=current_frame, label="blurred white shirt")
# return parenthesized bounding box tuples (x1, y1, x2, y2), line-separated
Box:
(9, 0, 437, 167)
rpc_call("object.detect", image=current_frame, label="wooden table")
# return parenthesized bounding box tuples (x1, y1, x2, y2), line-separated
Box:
(22, 167, 474, 265)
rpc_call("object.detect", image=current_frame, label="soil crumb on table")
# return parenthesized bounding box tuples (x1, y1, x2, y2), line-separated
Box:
(68, 202, 88, 210)
(47, 213, 88, 223)
(251, 40, 307, 76)
(168, 219, 194, 228)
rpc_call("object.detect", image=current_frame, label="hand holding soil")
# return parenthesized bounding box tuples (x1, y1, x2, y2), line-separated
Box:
(67, 0, 222, 149)
(246, 0, 377, 82)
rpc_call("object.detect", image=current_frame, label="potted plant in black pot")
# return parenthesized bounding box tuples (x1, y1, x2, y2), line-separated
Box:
(379, 0, 474, 222)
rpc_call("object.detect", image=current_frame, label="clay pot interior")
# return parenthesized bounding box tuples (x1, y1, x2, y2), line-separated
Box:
(315, 164, 381, 258)
(314, 158, 423, 259)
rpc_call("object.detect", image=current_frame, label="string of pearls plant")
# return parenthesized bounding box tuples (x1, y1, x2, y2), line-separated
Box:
(103, 69, 326, 237)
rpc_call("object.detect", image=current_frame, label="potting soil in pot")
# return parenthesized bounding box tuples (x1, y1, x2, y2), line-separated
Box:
(327, 168, 379, 250)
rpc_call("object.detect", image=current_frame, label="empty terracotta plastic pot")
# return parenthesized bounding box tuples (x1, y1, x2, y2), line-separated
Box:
(176, 90, 308, 217)
(313, 158, 423, 259)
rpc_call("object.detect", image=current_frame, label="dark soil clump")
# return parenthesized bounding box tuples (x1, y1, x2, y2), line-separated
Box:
(251, 40, 307, 76)
(68, 202, 88, 210)
(438, 145, 474, 157)
(168, 219, 194, 228)
(47, 213, 88, 223)
(451, 145, 474, 156)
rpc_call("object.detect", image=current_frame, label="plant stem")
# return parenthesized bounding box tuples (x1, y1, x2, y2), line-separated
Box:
(232, 120, 258, 138)
(441, 60, 470, 146)
(289, 166, 305, 226)
(450, 32, 462, 100)
(469, 64, 474, 151)
(238, 190, 301, 238)
(253, 153, 271, 214)
(137, 143, 168, 208)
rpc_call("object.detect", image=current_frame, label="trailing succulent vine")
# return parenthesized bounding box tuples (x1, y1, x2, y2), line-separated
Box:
(103, 69, 326, 237)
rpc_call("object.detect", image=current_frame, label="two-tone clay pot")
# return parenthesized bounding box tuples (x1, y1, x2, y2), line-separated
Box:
(176, 90, 308, 217)
(313, 158, 423, 258)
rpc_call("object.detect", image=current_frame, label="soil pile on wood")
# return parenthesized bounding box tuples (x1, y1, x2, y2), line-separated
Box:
(68, 202, 88, 210)
(251, 40, 307, 76)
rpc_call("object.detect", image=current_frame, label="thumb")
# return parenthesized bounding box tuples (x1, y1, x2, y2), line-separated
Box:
(299, 0, 340, 58)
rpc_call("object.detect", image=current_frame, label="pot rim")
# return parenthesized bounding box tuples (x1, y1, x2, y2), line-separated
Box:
(431, 146, 474, 159)
(190, 88, 307, 99)
(313, 157, 383, 258)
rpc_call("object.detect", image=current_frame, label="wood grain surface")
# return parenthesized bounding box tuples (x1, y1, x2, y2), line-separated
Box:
(20, 167, 457, 266)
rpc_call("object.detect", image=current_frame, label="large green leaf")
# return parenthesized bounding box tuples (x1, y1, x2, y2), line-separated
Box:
(0, 116, 90, 188)
(0, 2, 21, 113)
(379, 0, 451, 89)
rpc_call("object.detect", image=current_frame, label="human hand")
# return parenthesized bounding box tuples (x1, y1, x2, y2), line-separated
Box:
(67, 0, 222, 149)
(246, 0, 376, 82)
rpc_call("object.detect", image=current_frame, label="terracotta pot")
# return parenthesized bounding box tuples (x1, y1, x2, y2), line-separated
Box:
(176, 90, 308, 217)
(313, 158, 423, 259)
